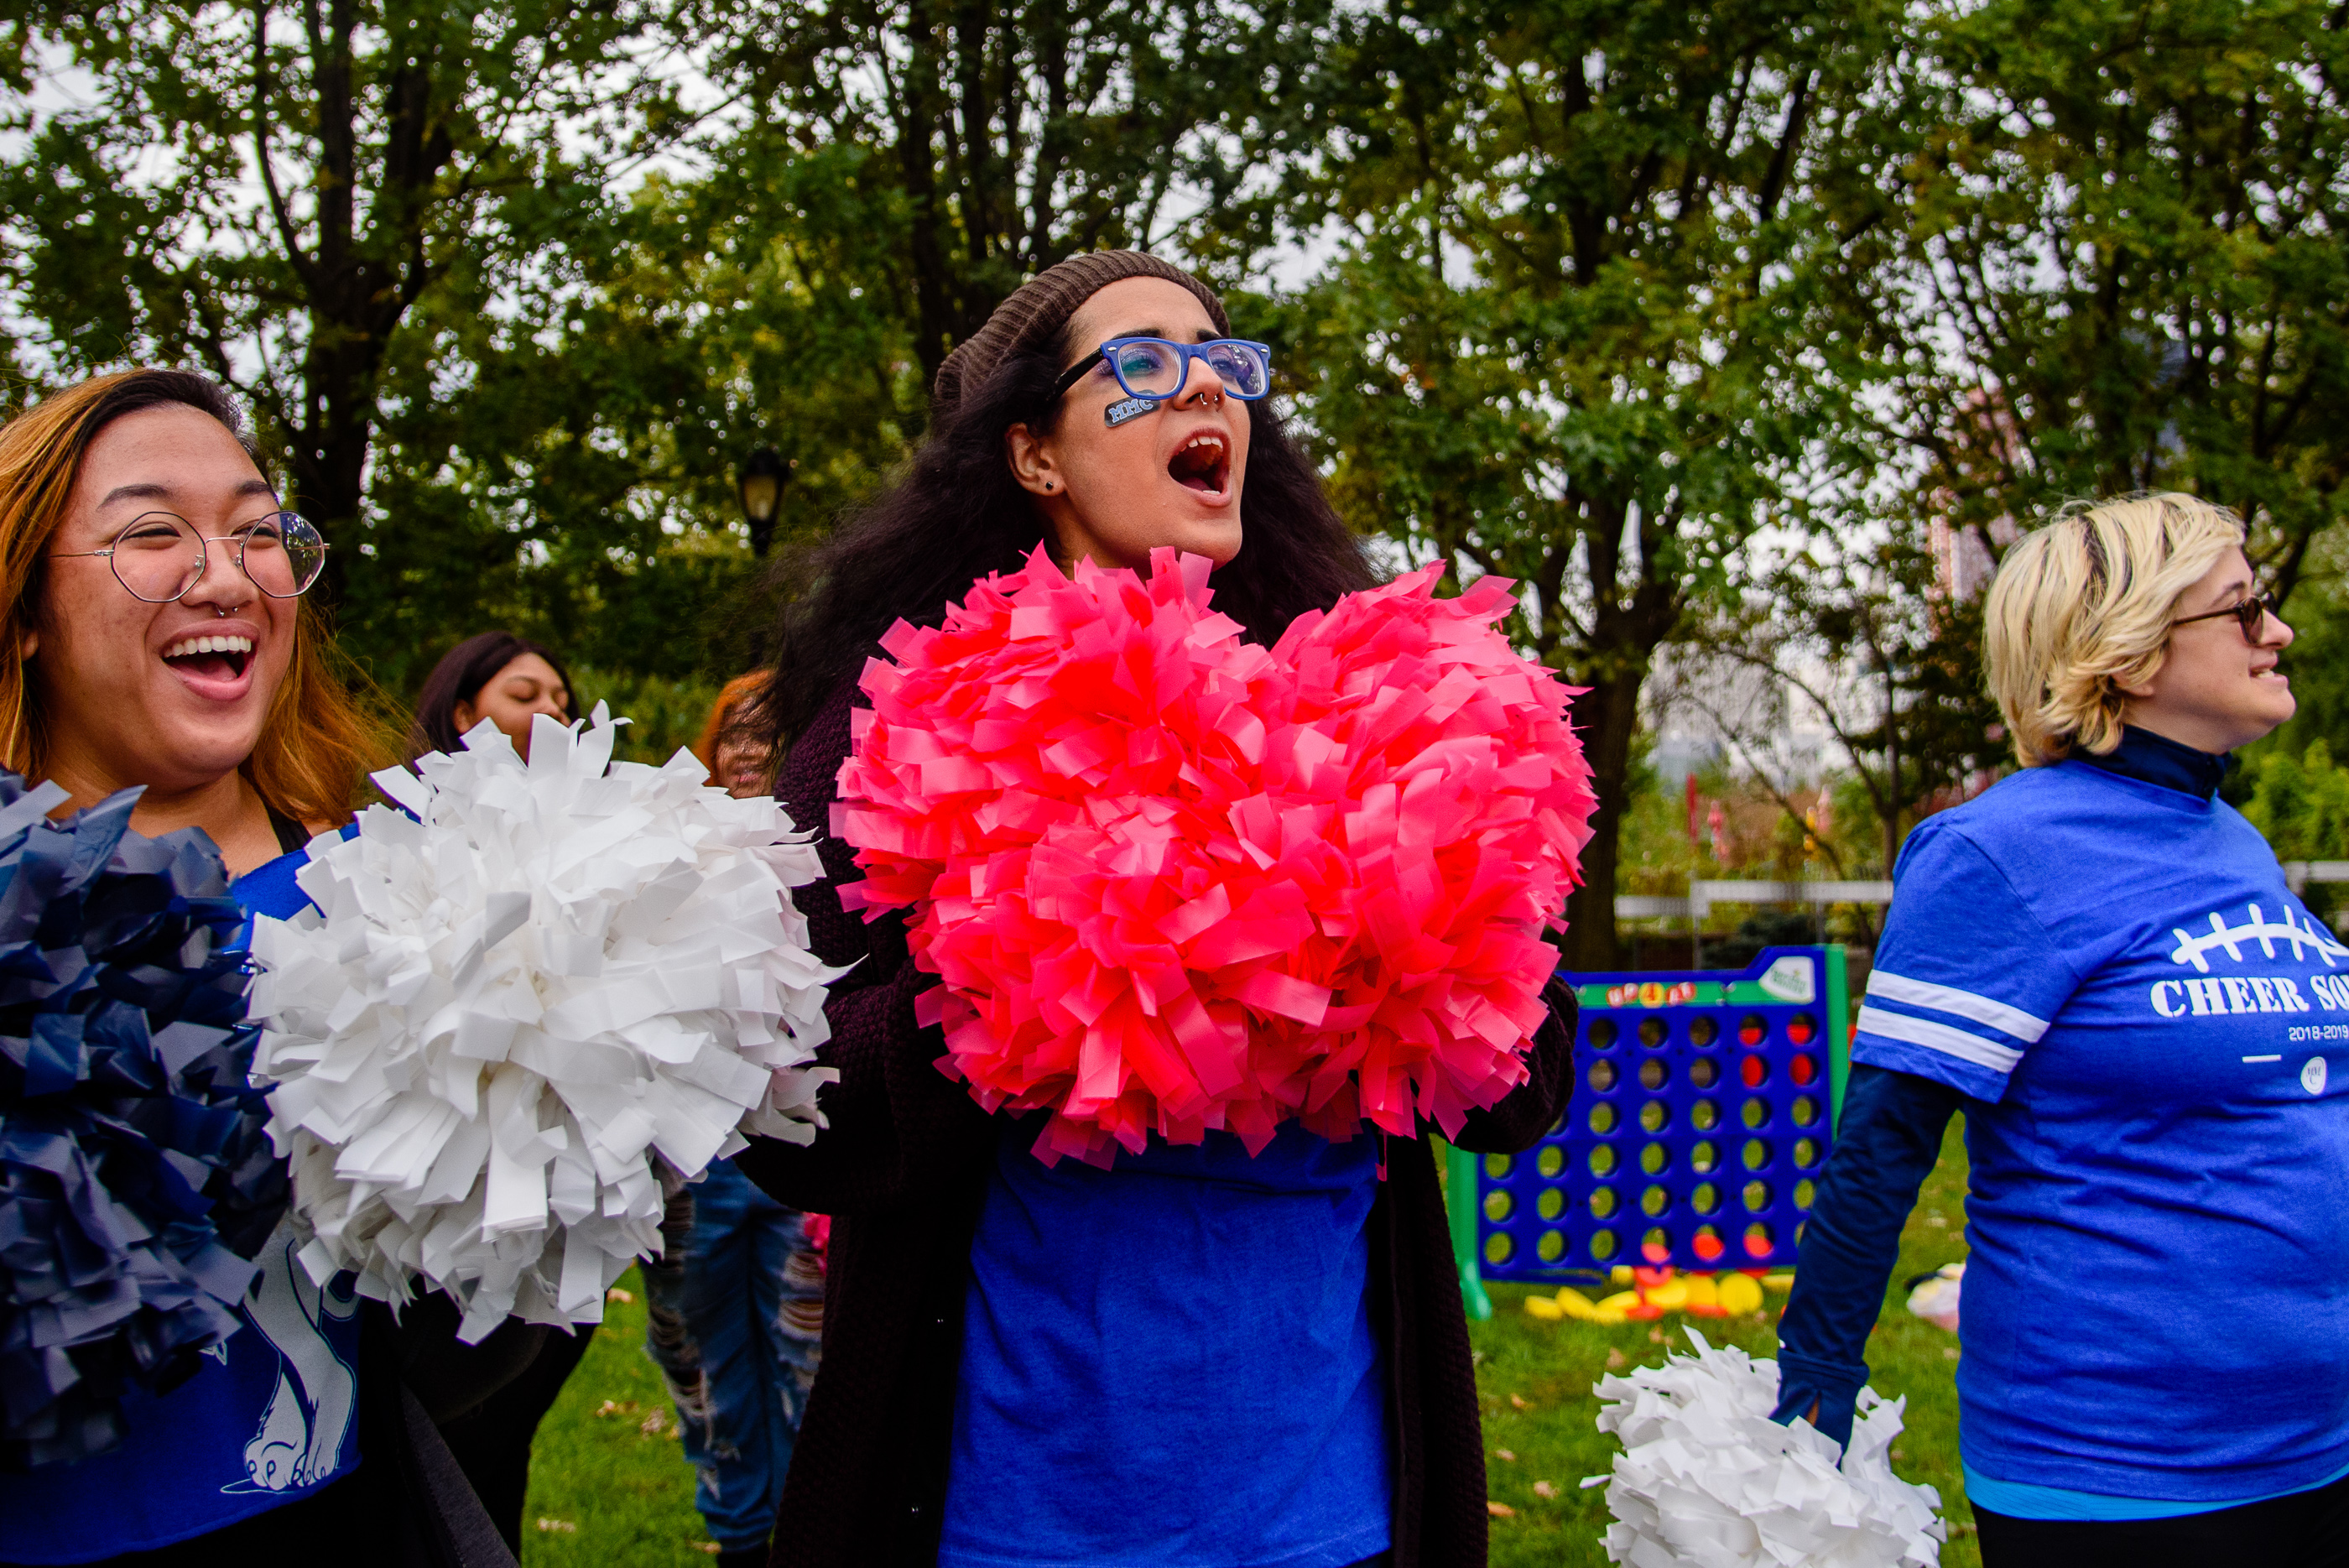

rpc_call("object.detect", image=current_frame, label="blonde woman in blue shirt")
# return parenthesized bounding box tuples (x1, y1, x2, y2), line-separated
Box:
(1774, 493, 2347, 1566)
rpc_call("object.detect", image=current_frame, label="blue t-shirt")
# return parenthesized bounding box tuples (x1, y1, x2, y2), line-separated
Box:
(940, 1121, 1392, 1568)
(1, 846, 363, 1565)
(1854, 759, 2349, 1503)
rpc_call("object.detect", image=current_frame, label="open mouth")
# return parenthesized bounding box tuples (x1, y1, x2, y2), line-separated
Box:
(162, 633, 254, 683)
(1168, 430, 1230, 495)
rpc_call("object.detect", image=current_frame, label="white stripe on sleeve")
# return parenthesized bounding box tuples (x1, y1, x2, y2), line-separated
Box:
(1867, 968, 2051, 1044)
(1856, 1003, 2023, 1075)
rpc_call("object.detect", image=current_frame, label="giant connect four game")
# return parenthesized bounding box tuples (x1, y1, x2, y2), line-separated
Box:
(1446, 946, 1851, 1310)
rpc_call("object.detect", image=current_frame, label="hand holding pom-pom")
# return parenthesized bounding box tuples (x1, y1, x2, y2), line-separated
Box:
(252, 707, 842, 1342)
(836, 546, 1594, 1164)
(1588, 1329, 1945, 1567)
(0, 778, 285, 1467)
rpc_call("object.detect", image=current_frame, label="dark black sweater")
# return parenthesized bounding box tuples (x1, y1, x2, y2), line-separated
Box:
(737, 679, 1577, 1568)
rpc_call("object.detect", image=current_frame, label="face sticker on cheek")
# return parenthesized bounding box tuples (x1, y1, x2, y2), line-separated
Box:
(1105, 396, 1158, 429)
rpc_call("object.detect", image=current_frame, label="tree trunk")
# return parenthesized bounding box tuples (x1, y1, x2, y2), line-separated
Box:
(254, 7, 452, 611)
(282, 377, 373, 607)
(1551, 492, 1680, 976)
(1560, 661, 1645, 972)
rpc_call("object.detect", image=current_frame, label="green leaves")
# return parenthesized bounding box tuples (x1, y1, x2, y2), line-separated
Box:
(1247, 0, 1901, 963)
(8, 0, 2349, 914)
(690, 0, 1344, 381)
(1848, 0, 2349, 595)
(2244, 740, 2349, 867)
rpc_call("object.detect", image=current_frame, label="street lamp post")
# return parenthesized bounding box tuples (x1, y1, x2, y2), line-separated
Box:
(738, 445, 785, 556)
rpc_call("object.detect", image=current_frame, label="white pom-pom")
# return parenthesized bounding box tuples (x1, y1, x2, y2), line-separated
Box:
(1586, 1328, 1945, 1568)
(251, 707, 845, 1341)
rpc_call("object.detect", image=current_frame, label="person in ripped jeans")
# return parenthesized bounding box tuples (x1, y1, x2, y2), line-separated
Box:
(641, 678, 826, 1568)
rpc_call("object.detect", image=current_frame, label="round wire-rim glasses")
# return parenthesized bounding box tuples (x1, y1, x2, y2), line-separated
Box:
(50, 510, 329, 602)
(2174, 590, 2279, 643)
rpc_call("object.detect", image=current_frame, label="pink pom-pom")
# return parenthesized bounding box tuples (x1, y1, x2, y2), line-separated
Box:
(835, 546, 1594, 1164)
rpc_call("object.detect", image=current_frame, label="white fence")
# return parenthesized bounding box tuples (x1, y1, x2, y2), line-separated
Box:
(1615, 879, 1894, 920)
(1617, 864, 2349, 921)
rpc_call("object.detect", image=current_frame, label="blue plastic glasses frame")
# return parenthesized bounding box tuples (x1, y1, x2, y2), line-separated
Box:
(1050, 336, 1274, 403)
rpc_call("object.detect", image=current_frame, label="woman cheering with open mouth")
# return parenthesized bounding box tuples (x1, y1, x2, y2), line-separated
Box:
(737, 251, 1580, 1568)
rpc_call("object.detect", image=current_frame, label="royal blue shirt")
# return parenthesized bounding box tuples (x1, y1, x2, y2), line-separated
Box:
(1853, 752, 2349, 1503)
(939, 1120, 1392, 1568)
(1, 846, 362, 1565)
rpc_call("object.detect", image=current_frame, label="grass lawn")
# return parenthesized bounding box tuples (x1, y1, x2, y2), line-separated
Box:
(520, 1272, 720, 1565)
(523, 1122, 1977, 1566)
(1476, 1117, 1977, 1568)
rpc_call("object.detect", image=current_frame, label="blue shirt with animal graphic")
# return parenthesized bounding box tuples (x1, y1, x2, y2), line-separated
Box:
(1, 847, 362, 1564)
(1853, 758, 2349, 1503)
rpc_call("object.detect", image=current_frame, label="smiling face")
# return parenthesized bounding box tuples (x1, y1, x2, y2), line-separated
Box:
(454, 652, 570, 761)
(2120, 547, 2296, 753)
(1005, 275, 1249, 570)
(711, 727, 772, 797)
(30, 403, 298, 797)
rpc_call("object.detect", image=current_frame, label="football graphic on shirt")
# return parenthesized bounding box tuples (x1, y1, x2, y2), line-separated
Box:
(2144, 902, 2349, 1027)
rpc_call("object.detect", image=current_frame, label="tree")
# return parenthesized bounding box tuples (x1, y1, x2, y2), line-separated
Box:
(352, 129, 919, 692)
(1263, 0, 1898, 967)
(0, 2, 695, 604)
(1675, 528, 2006, 888)
(697, 0, 1344, 389)
(1837, 0, 2349, 610)
(0, 5, 931, 695)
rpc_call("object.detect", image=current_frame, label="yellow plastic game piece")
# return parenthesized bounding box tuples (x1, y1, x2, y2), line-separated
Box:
(1596, 1289, 1642, 1315)
(1717, 1274, 1765, 1315)
(1643, 1279, 1690, 1310)
(1523, 1294, 1564, 1321)
(1681, 1275, 1721, 1310)
(1555, 1288, 1597, 1320)
(1762, 1273, 1795, 1292)
(1611, 1264, 1635, 1286)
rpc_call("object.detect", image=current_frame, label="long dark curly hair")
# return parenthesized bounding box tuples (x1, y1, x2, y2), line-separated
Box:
(747, 326, 1378, 759)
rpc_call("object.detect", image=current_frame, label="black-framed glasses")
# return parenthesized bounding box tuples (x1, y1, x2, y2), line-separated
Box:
(1051, 336, 1274, 404)
(2174, 591, 2279, 642)
(50, 510, 328, 602)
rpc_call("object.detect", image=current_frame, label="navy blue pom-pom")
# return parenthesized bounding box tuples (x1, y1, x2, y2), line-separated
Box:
(0, 777, 284, 1467)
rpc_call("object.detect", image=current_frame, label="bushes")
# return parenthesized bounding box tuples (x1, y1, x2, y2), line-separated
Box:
(2242, 741, 2349, 862)
(568, 666, 728, 771)
(2242, 742, 2349, 924)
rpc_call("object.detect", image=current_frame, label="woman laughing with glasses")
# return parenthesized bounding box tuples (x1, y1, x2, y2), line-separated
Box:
(0, 371, 529, 1567)
(14, 378, 343, 870)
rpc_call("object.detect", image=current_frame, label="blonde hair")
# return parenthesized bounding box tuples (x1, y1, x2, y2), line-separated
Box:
(1984, 492, 2247, 767)
(0, 370, 396, 824)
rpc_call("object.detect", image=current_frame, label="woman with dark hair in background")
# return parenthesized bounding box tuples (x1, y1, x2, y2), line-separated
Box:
(735, 251, 1577, 1568)
(0, 368, 523, 1566)
(408, 632, 573, 763)
(408, 630, 594, 1555)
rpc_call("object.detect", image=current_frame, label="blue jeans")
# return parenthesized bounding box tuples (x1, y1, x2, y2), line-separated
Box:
(642, 1160, 824, 1552)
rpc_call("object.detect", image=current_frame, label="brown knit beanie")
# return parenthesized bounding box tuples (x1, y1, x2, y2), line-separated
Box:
(931, 250, 1231, 419)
